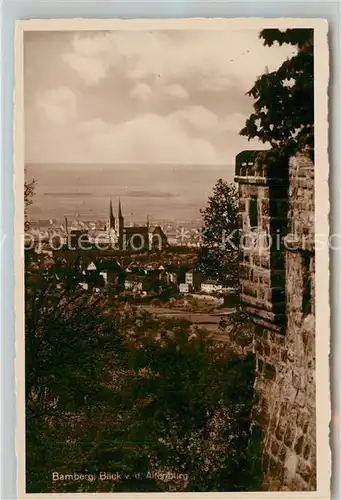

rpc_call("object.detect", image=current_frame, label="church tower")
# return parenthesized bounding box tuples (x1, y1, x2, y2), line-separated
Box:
(108, 198, 115, 230)
(106, 198, 117, 246)
(116, 198, 124, 249)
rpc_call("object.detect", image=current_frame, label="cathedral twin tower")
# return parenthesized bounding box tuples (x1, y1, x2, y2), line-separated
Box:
(106, 198, 124, 248)
(106, 198, 150, 251)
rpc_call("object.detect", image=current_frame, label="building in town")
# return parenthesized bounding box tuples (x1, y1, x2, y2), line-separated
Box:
(185, 270, 204, 292)
(179, 283, 190, 294)
(105, 199, 168, 252)
(201, 280, 223, 294)
(124, 275, 144, 293)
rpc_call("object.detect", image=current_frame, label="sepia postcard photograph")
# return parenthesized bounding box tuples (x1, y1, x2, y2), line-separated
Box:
(15, 18, 329, 498)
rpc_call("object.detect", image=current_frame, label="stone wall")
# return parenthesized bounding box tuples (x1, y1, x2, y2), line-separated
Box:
(234, 151, 316, 491)
(287, 152, 315, 251)
(235, 151, 289, 332)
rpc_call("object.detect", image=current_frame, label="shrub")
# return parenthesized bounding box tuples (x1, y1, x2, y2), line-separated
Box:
(25, 265, 262, 493)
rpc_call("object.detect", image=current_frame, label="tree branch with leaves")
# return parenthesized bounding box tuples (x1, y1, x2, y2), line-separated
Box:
(25, 173, 36, 231)
(240, 28, 314, 161)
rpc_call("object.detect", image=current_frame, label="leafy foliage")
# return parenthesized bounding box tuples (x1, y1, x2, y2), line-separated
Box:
(124, 330, 261, 492)
(196, 179, 239, 287)
(24, 175, 36, 231)
(25, 260, 261, 493)
(240, 29, 314, 159)
(26, 261, 128, 491)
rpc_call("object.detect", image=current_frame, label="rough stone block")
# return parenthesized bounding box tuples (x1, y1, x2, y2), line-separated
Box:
(280, 485, 291, 492)
(306, 179, 314, 190)
(249, 186, 259, 197)
(259, 396, 269, 414)
(261, 254, 270, 268)
(303, 420, 309, 434)
(272, 331, 286, 345)
(298, 179, 308, 189)
(295, 390, 306, 408)
(257, 286, 267, 302)
(294, 434, 305, 455)
(262, 273, 270, 286)
(255, 339, 264, 355)
(269, 456, 284, 482)
(254, 325, 264, 339)
(239, 199, 247, 211)
(270, 344, 280, 363)
(252, 315, 285, 333)
(278, 400, 289, 419)
(276, 420, 287, 442)
(280, 348, 288, 363)
(261, 198, 270, 216)
(263, 342, 271, 357)
(292, 372, 301, 390)
(303, 442, 311, 461)
(271, 399, 281, 419)
(271, 438, 280, 457)
(306, 382, 315, 402)
(264, 362, 276, 380)
(297, 412, 309, 434)
(284, 425, 296, 448)
(279, 444, 288, 463)
(261, 217, 269, 231)
(242, 282, 258, 298)
(284, 449, 298, 479)
(296, 457, 312, 484)
(289, 473, 310, 491)
(257, 410, 270, 429)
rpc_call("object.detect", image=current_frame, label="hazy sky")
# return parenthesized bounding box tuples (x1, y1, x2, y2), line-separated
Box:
(24, 29, 296, 165)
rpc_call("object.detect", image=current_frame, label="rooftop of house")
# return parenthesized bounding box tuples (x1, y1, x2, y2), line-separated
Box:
(70, 229, 89, 235)
(125, 274, 145, 283)
(124, 226, 149, 234)
(162, 263, 194, 273)
(186, 268, 201, 275)
(82, 273, 105, 286)
(96, 258, 121, 271)
(165, 266, 178, 273)
(125, 264, 146, 274)
(152, 226, 167, 236)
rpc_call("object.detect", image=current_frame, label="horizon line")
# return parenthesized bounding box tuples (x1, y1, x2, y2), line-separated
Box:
(25, 161, 235, 167)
